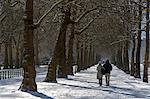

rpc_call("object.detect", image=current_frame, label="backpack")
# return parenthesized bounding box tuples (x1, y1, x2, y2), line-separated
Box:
(101, 66, 106, 75)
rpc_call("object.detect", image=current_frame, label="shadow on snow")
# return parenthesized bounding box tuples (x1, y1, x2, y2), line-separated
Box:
(57, 79, 150, 98)
(27, 91, 54, 99)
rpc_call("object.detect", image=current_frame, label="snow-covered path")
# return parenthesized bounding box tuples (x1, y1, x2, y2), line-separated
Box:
(0, 65, 150, 99)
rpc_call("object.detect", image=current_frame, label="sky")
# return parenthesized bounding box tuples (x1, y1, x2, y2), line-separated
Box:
(0, 64, 150, 99)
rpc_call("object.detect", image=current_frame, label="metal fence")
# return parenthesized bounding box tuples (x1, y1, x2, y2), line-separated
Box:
(0, 68, 23, 80)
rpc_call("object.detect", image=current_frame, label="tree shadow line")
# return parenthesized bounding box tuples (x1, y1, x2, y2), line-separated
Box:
(57, 79, 150, 98)
(27, 91, 54, 99)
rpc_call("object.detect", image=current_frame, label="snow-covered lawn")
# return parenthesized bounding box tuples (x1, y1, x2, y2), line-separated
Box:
(0, 65, 150, 99)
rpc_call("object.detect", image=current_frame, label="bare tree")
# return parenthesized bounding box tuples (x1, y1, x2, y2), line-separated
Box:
(135, 0, 142, 79)
(19, 0, 37, 91)
(143, 0, 149, 83)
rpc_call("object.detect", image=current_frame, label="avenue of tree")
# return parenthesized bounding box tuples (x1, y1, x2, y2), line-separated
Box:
(0, 0, 149, 91)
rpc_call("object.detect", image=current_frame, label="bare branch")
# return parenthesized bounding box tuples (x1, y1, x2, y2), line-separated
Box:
(34, 0, 63, 27)
(75, 17, 103, 35)
(110, 39, 129, 45)
(0, 11, 5, 17)
(52, 12, 59, 23)
(78, 19, 95, 34)
(11, 1, 19, 7)
(74, 6, 99, 23)
(0, 15, 6, 22)
(0, 1, 19, 17)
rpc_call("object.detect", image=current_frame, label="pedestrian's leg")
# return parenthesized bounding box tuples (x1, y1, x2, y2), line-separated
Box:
(99, 76, 103, 86)
(100, 78, 102, 86)
(105, 74, 107, 86)
(107, 73, 110, 86)
(106, 73, 110, 86)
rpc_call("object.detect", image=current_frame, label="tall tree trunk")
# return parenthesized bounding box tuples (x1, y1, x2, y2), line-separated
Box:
(143, 0, 149, 83)
(124, 41, 130, 74)
(135, 0, 142, 78)
(57, 29, 67, 78)
(19, 45, 24, 68)
(19, 0, 37, 91)
(34, 0, 40, 67)
(76, 37, 81, 72)
(44, 39, 59, 82)
(57, 7, 71, 78)
(16, 32, 21, 68)
(88, 44, 92, 66)
(84, 44, 88, 69)
(93, 47, 96, 65)
(116, 44, 123, 69)
(8, 36, 13, 69)
(16, 45, 19, 68)
(91, 45, 95, 66)
(67, 4, 76, 75)
(111, 45, 117, 65)
(35, 31, 39, 66)
(123, 42, 126, 71)
(44, 23, 67, 82)
(130, 34, 136, 76)
(80, 44, 84, 70)
(45, 4, 70, 81)
(4, 43, 9, 69)
(87, 44, 91, 67)
(67, 24, 74, 75)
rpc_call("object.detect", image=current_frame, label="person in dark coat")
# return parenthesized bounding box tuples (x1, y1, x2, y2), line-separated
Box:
(103, 59, 112, 86)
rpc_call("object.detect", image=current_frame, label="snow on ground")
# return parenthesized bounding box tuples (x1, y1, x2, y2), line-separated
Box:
(0, 65, 150, 99)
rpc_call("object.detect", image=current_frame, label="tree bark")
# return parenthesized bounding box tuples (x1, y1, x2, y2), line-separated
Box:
(19, 0, 37, 92)
(4, 43, 9, 69)
(124, 41, 130, 74)
(116, 44, 123, 69)
(80, 44, 84, 70)
(67, 24, 74, 75)
(135, 0, 142, 78)
(88, 44, 92, 66)
(76, 37, 81, 72)
(57, 7, 70, 78)
(34, 30, 39, 66)
(8, 36, 13, 69)
(16, 32, 21, 68)
(143, 0, 149, 83)
(131, 34, 136, 76)
(45, 4, 71, 81)
(67, 3, 76, 75)
(84, 44, 88, 69)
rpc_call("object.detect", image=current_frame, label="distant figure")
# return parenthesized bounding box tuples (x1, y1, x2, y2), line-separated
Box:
(103, 60, 112, 86)
(97, 60, 112, 86)
(97, 62, 103, 86)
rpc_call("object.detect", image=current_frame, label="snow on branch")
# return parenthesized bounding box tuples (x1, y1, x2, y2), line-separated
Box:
(74, 6, 99, 23)
(110, 39, 130, 45)
(0, 1, 19, 17)
(34, 0, 63, 27)
(75, 16, 103, 35)
(76, 19, 95, 35)
(11, 1, 19, 7)
(0, 11, 5, 17)
(0, 15, 6, 22)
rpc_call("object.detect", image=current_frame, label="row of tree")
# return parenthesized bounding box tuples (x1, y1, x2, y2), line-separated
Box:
(0, 0, 149, 92)
(112, 0, 149, 83)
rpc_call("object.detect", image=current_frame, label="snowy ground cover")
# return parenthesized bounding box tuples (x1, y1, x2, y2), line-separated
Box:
(0, 64, 150, 99)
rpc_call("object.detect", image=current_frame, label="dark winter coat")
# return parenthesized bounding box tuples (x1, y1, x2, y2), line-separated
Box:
(103, 62, 112, 74)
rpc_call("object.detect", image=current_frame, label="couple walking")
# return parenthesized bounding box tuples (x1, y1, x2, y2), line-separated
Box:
(97, 60, 112, 86)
